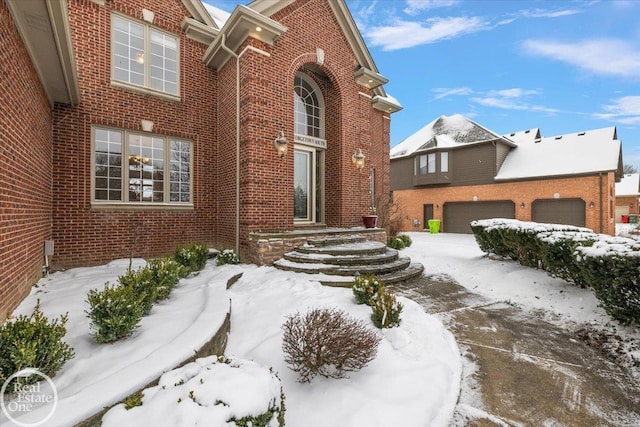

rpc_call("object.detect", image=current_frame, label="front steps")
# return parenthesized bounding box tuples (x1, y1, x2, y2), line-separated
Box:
(273, 235, 424, 287)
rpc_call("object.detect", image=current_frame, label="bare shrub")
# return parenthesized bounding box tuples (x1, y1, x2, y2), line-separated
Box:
(281, 308, 380, 382)
(374, 193, 404, 237)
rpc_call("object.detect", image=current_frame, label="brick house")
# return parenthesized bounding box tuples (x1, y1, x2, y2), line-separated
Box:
(615, 173, 640, 222)
(1, 0, 400, 320)
(390, 114, 623, 235)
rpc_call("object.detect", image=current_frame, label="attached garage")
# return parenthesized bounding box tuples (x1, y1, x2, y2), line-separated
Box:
(443, 201, 515, 233)
(531, 198, 585, 227)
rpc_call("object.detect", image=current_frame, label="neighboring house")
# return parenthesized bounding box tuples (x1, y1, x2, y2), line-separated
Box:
(615, 174, 640, 222)
(390, 114, 623, 235)
(0, 0, 400, 320)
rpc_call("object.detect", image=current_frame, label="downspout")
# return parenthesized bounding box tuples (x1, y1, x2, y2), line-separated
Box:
(219, 34, 270, 254)
(599, 172, 604, 233)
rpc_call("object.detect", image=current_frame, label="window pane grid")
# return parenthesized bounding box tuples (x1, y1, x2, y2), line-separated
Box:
(94, 128, 191, 205)
(94, 129, 122, 201)
(112, 15, 178, 96)
(294, 75, 321, 138)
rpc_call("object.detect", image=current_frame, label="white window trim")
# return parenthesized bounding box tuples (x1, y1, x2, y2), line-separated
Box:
(91, 126, 193, 209)
(111, 13, 181, 100)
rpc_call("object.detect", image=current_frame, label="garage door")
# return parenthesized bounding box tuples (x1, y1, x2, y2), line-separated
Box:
(443, 201, 515, 233)
(531, 198, 585, 227)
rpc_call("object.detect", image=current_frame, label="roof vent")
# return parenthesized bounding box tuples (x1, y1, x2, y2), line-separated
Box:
(534, 138, 541, 143)
(577, 131, 586, 136)
(510, 133, 516, 136)
(525, 130, 530, 134)
(555, 136, 562, 140)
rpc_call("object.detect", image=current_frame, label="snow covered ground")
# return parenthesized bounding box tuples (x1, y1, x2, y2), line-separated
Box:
(3, 227, 639, 426)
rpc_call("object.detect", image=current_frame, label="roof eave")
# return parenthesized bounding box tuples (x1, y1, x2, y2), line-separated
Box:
(7, 0, 80, 106)
(372, 95, 402, 114)
(203, 5, 287, 70)
(182, 0, 218, 28)
(182, 17, 219, 45)
(247, 0, 296, 17)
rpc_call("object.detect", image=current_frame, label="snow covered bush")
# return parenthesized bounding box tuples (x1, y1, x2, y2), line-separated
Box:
(576, 239, 640, 326)
(281, 308, 380, 382)
(146, 256, 190, 301)
(370, 286, 403, 329)
(538, 231, 598, 288)
(101, 356, 285, 427)
(175, 243, 210, 273)
(216, 248, 240, 266)
(398, 234, 413, 248)
(386, 236, 406, 250)
(118, 267, 157, 314)
(0, 301, 74, 394)
(352, 274, 384, 305)
(86, 283, 145, 343)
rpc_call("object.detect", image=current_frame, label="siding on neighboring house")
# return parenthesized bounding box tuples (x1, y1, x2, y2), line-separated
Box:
(0, 1, 53, 321)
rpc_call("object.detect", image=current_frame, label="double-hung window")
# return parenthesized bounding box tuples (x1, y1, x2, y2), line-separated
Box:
(112, 14, 179, 96)
(93, 127, 192, 205)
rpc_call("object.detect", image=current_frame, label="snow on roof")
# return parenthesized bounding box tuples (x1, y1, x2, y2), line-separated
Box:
(616, 173, 640, 196)
(202, 2, 231, 28)
(503, 128, 540, 144)
(495, 127, 621, 181)
(390, 114, 504, 158)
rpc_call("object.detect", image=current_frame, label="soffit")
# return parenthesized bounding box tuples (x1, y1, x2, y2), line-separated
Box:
(6, 0, 80, 105)
(203, 5, 287, 70)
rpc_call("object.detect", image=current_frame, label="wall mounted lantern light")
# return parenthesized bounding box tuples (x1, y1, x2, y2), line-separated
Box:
(520, 202, 525, 209)
(352, 148, 365, 170)
(274, 131, 288, 158)
(589, 201, 595, 208)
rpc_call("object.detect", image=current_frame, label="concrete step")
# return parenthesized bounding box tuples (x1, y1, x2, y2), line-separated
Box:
(296, 240, 387, 256)
(283, 248, 399, 266)
(306, 234, 366, 247)
(317, 263, 425, 288)
(274, 256, 412, 277)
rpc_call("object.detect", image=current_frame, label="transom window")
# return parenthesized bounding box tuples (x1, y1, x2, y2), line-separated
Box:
(93, 127, 192, 204)
(112, 15, 179, 96)
(294, 74, 322, 138)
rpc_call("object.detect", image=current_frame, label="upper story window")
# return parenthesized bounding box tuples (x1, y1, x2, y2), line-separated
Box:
(416, 151, 449, 175)
(112, 15, 179, 96)
(93, 127, 192, 205)
(294, 73, 323, 138)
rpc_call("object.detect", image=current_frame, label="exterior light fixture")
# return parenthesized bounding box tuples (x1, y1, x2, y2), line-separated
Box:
(256, 26, 262, 32)
(520, 202, 525, 208)
(589, 201, 595, 208)
(274, 131, 288, 158)
(352, 148, 365, 170)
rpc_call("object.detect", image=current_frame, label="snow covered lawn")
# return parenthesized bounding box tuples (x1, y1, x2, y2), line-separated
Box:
(3, 258, 461, 427)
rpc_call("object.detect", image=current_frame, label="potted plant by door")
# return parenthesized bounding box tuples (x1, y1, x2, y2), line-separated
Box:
(363, 207, 378, 228)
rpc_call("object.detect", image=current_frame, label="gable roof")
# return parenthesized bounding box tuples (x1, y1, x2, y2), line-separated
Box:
(390, 114, 510, 158)
(616, 173, 640, 196)
(247, 0, 389, 98)
(495, 127, 622, 181)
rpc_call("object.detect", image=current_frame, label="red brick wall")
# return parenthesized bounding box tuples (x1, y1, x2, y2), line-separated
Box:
(52, 0, 218, 270)
(218, 0, 391, 260)
(616, 196, 639, 217)
(394, 174, 617, 235)
(0, 2, 53, 320)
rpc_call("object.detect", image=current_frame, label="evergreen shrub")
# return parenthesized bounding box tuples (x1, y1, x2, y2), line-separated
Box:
(175, 243, 209, 272)
(0, 301, 74, 394)
(386, 236, 405, 250)
(216, 249, 240, 266)
(352, 274, 384, 305)
(118, 267, 156, 314)
(147, 257, 189, 301)
(86, 283, 145, 343)
(398, 234, 413, 247)
(370, 286, 403, 329)
(281, 308, 380, 382)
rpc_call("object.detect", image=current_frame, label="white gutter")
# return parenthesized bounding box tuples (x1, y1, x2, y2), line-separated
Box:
(219, 34, 270, 254)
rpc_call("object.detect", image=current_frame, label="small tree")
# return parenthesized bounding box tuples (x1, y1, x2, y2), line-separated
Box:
(623, 163, 638, 175)
(282, 308, 380, 382)
(374, 193, 404, 237)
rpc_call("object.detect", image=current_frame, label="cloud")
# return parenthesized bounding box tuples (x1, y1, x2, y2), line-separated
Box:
(516, 8, 580, 18)
(522, 38, 640, 78)
(486, 88, 540, 98)
(403, 0, 459, 15)
(470, 88, 559, 114)
(432, 87, 474, 100)
(595, 96, 640, 124)
(366, 16, 490, 50)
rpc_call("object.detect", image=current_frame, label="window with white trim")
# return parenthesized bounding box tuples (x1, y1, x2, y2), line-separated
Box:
(93, 127, 192, 204)
(112, 14, 179, 96)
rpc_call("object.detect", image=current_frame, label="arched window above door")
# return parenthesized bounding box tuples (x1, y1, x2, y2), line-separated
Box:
(294, 73, 324, 138)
